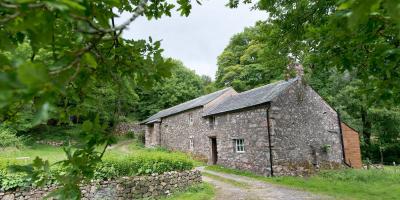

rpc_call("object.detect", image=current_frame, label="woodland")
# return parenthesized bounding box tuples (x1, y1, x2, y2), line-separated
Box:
(0, 0, 399, 199)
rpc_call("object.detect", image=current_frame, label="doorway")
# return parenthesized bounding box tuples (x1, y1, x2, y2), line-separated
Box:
(210, 137, 218, 165)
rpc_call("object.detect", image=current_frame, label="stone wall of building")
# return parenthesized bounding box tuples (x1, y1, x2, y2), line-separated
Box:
(269, 80, 344, 176)
(159, 107, 211, 161)
(0, 170, 201, 200)
(145, 122, 161, 147)
(212, 106, 272, 176)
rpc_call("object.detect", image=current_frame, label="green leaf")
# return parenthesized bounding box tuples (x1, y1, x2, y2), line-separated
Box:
(83, 53, 97, 69)
(17, 62, 49, 88)
(82, 120, 93, 132)
(59, 0, 85, 11)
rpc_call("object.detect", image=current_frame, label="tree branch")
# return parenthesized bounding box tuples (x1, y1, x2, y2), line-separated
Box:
(74, 0, 148, 34)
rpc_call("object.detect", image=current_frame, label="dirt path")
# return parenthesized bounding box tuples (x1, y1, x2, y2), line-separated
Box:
(198, 167, 331, 200)
(107, 139, 133, 153)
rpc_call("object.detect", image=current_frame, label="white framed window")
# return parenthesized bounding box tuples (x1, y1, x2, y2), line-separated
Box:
(188, 113, 193, 125)
(189, 137, 194, 150)
(209, 116, 215, 129)
(234, 139, 245, 153)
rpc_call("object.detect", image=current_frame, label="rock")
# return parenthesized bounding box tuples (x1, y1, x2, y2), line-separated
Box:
(3, 194, 15, 200)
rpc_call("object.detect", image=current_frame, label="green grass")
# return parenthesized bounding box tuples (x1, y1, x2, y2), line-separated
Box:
(160, 183, 215, 200)
(0, 144, 66, 167)
(206, 165, 400, 200)
(0, 138, 194, 167)
(202, 171, 249, 188)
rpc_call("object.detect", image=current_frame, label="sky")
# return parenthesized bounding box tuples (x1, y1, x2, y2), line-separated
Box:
(116, 1, 267, 79)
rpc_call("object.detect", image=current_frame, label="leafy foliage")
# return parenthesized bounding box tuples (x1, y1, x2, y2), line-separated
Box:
(103, 150, 194, 176)
(0, 125, 24, 148)
(0, 0, 204, 198)
(135, 60, 213, 120)
(216, 23, 287, 92)
(220, 0, 400, 163)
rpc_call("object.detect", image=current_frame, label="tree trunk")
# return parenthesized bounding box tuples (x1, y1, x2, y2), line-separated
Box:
(361, 108, 372, 158)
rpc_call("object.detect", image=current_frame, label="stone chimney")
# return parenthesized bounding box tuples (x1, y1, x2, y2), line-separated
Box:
(285, 62, 304, 80)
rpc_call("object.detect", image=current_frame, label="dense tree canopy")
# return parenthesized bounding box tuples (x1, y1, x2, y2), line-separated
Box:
(218, 0, 400, 163)
(216, 23, 287, 92)
(135, 60, 213, 120)
(0, 0, 203, 198)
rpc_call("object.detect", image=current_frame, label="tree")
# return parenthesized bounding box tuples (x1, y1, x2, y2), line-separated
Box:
(222, 0, 400, 163)
(216, 23, 287, 92)
(135, 60, 208, 120)
(0, 0, 201, 198)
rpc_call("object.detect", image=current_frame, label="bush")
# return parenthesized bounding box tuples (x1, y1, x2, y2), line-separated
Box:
(93, 163, 118, 180)
(136, 132, 145, 144)
(0, 126, 24, 148)
(103, 151, 194, 176)
(0, 169, 29, 191)
(126, 131, 135, 139)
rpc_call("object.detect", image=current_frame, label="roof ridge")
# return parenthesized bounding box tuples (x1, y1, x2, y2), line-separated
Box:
(203, 78, 298, 116)
(142, 87, 234, 124)
(237, 78, 295, 95)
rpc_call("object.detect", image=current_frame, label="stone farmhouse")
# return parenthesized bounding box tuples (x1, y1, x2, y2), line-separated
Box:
(141, 78, 362, 176)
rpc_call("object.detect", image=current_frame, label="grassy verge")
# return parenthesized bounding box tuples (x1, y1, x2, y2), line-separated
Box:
(202, 171, 249, 188)
(205, 165, 400, 200)
(160, 183, 215, 200)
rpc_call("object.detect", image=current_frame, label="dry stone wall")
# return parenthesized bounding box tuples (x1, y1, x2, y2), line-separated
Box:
(0, 170, 201, 200)
(114, 122, 145, 136)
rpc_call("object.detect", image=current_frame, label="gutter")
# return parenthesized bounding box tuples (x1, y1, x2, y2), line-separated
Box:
(337, 111, 351, 167)
(266, 104, 274, 177)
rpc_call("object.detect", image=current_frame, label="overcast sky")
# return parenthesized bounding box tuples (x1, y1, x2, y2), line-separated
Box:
(116, 1, 267, 79)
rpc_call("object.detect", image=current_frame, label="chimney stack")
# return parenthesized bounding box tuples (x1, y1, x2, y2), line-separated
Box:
(285, 62, 304, 80)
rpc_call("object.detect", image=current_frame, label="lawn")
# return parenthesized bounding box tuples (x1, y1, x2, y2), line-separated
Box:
(160, 183, 215, 200)
(206, 165, 400, 200)
(0, 137, 189, 166)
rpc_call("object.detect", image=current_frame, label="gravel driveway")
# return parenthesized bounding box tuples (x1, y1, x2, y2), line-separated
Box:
(198, 167, 332, 200)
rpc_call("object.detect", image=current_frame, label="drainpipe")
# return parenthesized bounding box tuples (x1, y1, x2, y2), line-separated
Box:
(158, 120, 162, 146)
(337, 112, 351, 167)
(266, 104, 274, 177)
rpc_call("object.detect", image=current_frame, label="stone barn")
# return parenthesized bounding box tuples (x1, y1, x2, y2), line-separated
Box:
(141, 78, 362, 176)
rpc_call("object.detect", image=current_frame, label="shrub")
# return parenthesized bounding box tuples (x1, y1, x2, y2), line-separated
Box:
(93, 163, 118, 180)
(103, 151, 194, 176)
(136, 132, 145, 144)
(126, 131, 135, 139)
(0, 126, 24, 148)
(0, 169, 29, 191)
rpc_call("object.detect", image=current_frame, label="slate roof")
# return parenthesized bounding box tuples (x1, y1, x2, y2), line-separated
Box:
(203, 78, 298, 116)
(142, 87, 233, 124)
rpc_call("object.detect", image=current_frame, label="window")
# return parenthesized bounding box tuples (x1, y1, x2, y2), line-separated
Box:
(209, 116, 215, 129)
(188, 113, 193, 125)
(189, 137, 194, 150)
(234, 139, 245, 153)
